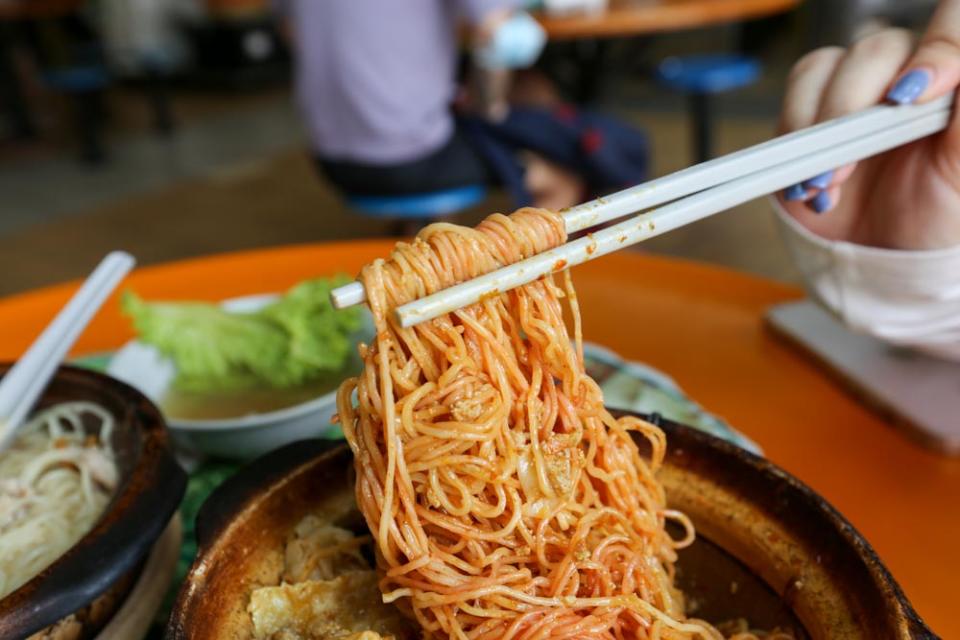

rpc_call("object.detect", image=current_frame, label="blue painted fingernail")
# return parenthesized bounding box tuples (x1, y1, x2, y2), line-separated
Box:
(809, 190, 832, 214)
(802, 170, 834, 190)
(784, 184, 806, 201)
(886, 69, 931, 105)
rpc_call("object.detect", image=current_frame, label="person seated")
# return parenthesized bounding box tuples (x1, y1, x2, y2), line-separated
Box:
(273, 0, 650, 211)
(776, 0, 960, 360)
(97, 0, 202, 77)
(272, 1, 534, 196)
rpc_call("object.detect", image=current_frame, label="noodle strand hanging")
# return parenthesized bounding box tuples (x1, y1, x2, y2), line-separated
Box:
(337, 208, 775, 640)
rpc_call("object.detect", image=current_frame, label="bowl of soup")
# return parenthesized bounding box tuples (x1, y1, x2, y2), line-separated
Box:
(0, 364, 186, 640)
(108, 294, 374, 460)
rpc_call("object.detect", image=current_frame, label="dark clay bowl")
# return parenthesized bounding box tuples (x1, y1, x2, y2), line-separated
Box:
(0, 364, 187, 640)
(166, 413, 937, 640)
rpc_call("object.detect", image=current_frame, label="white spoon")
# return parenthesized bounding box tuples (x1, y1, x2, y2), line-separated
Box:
(0, 251, 135, 451)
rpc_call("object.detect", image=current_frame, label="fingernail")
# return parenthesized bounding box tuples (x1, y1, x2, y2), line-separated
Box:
(886, 69, 932, 105)
(784, 184, 807, 201)
(802, 170, 834, 190)
(809, 190, 832, 214)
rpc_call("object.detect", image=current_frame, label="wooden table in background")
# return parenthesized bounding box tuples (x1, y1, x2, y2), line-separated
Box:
(0, 0, 83, 20)
(203, 0, 271, 20)
(535, 0, 801, 40)
(0, 242, 955, 637)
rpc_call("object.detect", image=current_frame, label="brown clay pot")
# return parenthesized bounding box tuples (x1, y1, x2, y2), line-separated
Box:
(167, 414, 937, 639)
(0, 365, 187, 640)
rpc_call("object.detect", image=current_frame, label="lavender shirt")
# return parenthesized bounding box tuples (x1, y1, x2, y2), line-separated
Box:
(275, 0, 518, 165)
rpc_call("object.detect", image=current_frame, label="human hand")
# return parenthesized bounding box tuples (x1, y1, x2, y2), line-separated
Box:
(466, 10, 546, 121)
(522, 151, 585, 212)
(473, 10, 546, 70)
(777, 0, 960, 250)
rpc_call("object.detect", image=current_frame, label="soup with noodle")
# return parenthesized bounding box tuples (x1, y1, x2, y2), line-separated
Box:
(0, 402, 117, 599)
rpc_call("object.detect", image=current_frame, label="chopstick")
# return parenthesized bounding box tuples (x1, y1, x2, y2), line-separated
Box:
(397, 107, 950, 327)
(559, 92, 954, 233)
(329, 94, 955, 325)
(0, 251, 135, 450)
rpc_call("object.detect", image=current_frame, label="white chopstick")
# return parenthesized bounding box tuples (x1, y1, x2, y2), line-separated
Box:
(330, 94, 954, 325)
(329, 94, 954, 312)
(397, 108, 949, 327)
(0, 251, 135, 450)
(558, 92, 955, 233)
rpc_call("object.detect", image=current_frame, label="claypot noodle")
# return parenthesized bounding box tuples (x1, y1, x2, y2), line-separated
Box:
(336, 208, 791, 640)
(0, 401, 117, 599)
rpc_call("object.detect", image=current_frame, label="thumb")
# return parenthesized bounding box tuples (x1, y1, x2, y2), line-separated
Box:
(886, 0, 960, 106)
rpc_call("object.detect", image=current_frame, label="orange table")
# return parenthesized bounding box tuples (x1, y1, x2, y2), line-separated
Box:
(535, 0, 800, 40)
(0, 242, 956, 637)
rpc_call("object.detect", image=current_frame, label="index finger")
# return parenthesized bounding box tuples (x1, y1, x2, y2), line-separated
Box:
(887, 0, 960, 104)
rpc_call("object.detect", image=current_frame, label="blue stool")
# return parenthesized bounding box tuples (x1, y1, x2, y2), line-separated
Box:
(346, 185, 487, 236)
(44, 65, 111, 164)
(655, 55, 761, 163)
(43, 66, 110, 93)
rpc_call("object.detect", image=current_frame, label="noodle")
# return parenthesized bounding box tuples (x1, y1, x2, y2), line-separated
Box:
(337, 208, 786, 640)
(0, 401, 117, 599)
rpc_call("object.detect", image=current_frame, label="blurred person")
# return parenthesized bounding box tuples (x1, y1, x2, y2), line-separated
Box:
(274, 1, 542, 196)
(97, 0, 203, 134)
(13, 10, 111, 161)
(461, 102, 650, 209)
(776, 0, 960, 360)
(274, 1, 649, 210)
(98, 0, 202, 77)
(0, 20, 35, 141)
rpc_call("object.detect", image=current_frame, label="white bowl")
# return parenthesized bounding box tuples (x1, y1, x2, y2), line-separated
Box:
(107, 294, 373, 460)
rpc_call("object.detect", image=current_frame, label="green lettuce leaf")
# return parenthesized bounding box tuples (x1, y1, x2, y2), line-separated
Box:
(122, 276, 362, 392)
